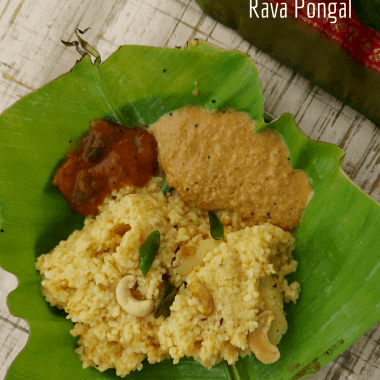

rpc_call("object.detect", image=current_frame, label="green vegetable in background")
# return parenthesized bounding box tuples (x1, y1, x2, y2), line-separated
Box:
(139, 230, 160, 276)
(0, 40, 379, 380)
(208, 211, 224, 240)
(195, 0, 380, 128)
(352, 0, 380, 32)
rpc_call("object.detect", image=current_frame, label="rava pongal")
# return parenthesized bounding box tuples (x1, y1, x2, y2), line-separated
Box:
(37, 178, 301, 376)
(37, 106, 312, 377)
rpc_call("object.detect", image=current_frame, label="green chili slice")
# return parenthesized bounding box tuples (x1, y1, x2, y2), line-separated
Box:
(208, 211, 224, 240)
(154, 281, 177, 319)
(139, 230, 160, 276)
(161, 176, 173, 195)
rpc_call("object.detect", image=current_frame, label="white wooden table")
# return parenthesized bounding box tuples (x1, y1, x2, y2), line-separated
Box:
(0, 1, 379, 379)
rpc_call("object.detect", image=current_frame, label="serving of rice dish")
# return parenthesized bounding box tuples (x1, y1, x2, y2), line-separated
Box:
(36, 177, 300, 377)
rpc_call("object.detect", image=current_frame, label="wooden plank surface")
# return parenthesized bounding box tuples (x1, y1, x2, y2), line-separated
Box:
(0, 1, 379, 379)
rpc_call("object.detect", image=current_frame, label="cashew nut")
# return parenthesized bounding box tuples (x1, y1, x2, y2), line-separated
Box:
(116, 276, 154, 317)
(248, 311, 281, 364)
(173, 246, 197, 276)
(260, 276, 288, 345)
(187, 279, 214, 316)
(174, 239, 220, 277)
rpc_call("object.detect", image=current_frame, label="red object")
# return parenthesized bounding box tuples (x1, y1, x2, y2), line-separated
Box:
(267, 0, 380, 73)
(53, 119, 158, 216)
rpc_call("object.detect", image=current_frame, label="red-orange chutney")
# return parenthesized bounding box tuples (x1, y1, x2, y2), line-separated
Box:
(53, 119, 157, 216)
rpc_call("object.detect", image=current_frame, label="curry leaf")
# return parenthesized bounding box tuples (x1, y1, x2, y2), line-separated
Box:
(161, 176, 173, 195)
(208, 211, 224, 240)
(139, 230, 160, 276)
(154, 281, 177, 319)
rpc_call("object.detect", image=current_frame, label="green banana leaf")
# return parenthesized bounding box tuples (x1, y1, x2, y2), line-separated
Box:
(0, 40, 379, 380)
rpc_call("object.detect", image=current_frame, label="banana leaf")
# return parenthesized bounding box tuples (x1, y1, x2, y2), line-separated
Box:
(0, 40, 379, 380)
